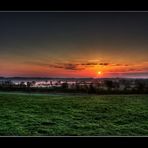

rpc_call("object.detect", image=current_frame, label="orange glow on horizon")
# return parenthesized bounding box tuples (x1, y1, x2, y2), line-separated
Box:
(1, 58, 148, 78)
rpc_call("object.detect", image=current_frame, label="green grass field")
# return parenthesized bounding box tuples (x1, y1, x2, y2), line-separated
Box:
(0, 92, 148, 136)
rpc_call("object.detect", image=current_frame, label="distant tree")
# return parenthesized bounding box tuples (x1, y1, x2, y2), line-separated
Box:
(31, 81, 36, 86)
(61, 82, 68, 89)
(124, 84, 129, 91)
(55, 83, 58, 86)
(105, 80, 113, 91)
(0, 80, 15, 89)
(75, 82, 80, 91)
(136, 81, 145, 91)
(88, 83, 95, 93)
(83, 83, 89, 93)
(58, 80, 61, 85)
(27, 82, 32, 88)
(114, 82, 120, 90)
(50, 81, 53, 87)
(20, 82, 26, 88)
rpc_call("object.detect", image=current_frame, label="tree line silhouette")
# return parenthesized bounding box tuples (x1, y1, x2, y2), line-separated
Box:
(0, 79, 148, 94)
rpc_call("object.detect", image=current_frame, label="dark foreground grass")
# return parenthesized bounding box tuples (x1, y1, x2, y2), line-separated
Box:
(0, 92, 148, 136)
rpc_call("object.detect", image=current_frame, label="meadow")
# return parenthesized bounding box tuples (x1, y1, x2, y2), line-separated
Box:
(0, 92, 148, 136)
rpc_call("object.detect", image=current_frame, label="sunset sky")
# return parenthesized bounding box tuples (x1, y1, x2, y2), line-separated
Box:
(0, 12, 148, 78)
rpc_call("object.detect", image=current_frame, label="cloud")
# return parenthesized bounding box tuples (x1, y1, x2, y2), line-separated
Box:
(111, 64, 129, 66)
(24, 60, 132, 72)
(49, 65, 64, 69)
(51, 62, 99, 70)
(81, 62, 98, 66)
(49, 63, 85, 71)
(64, 64, 85, 70)
(99, 63, 110, 66)
(113, 64, 122, 66)
(24, 61, 86, 70)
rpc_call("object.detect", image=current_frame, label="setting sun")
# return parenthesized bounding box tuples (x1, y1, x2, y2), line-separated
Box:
(97, 71, 102, 75)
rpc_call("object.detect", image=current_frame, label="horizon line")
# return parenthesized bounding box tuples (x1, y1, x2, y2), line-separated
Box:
(0, 76, 148, 79)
